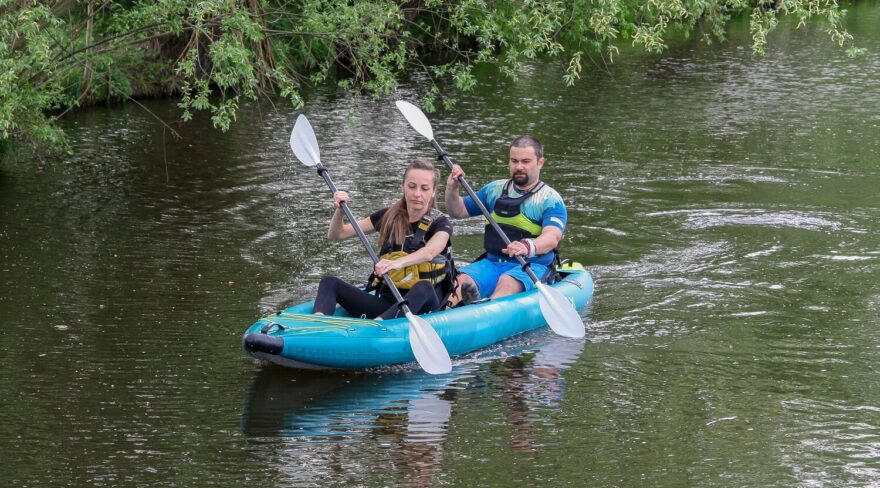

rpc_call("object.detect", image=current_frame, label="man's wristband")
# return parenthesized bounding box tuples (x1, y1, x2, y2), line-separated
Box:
(520, 238, 537, 258)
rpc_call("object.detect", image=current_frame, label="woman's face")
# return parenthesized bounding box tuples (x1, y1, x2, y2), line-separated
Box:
(402, 168, 436, 214)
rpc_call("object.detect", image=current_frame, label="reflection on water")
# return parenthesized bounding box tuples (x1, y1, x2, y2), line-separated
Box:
(241, 334, 584, 486)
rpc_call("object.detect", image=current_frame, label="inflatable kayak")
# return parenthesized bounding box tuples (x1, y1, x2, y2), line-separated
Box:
(242, 262, 594, 370)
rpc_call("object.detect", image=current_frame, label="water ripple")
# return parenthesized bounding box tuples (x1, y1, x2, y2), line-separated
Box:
(645, 209, 844, 231)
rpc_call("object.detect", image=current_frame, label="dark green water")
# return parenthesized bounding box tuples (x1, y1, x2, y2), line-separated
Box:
(3, 10, 880, 487)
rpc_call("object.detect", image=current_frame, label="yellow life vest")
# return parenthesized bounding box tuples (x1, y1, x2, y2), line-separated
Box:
(374, 250, 450, 290)
(370, 209, 452, 291)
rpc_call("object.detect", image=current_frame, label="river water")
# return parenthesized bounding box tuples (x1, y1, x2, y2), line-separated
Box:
(2, 10, 879, 487)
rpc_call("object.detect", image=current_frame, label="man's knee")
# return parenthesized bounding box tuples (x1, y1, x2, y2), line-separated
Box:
(456, 273, 475, 288)
(446, 273, 476, 307)
(492, 275, 524, 298)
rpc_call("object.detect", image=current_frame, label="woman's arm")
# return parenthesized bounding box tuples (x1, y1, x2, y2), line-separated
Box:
(373, 231, 450, 275)
(327, 191, 376, 241)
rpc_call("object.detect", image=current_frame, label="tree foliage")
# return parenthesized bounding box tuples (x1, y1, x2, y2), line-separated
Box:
(0, 0, 861, 156)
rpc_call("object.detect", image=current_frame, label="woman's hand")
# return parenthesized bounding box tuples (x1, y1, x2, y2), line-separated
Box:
(374, 258, 402, 276)
(333, 191, 350, 208)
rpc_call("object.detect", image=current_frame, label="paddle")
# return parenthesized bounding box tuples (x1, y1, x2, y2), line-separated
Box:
(289, 114, 452, 374)
(395, 100, 585, 339)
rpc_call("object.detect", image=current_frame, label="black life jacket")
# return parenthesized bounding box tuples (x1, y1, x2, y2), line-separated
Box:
(483, 180, 546, 256)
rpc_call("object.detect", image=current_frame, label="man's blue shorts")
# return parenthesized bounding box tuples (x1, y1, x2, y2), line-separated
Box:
(458, 255, 548, 297)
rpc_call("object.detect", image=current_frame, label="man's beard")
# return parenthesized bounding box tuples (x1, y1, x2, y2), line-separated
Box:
(513, 172, 530, 186)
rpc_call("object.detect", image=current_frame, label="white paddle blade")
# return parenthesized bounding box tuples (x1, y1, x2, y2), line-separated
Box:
(536, 282, 585, 338)
(395, 100, 434, 141)
(406, 312, 452, 374)
(290, 114, 321, 167)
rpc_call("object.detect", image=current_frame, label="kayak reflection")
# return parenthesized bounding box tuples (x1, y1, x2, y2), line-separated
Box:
(486, 337, 588, 453)
(242, 334, 585, 437)
(240, 366, 460, 439)
(241, 334, 586, 485)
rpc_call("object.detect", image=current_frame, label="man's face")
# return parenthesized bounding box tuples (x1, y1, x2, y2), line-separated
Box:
(508, 145, 544, 187)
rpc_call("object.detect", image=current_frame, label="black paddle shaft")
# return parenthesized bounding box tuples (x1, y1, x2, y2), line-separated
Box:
(316, 164, 411, 310)
(429, 139, 541, 283)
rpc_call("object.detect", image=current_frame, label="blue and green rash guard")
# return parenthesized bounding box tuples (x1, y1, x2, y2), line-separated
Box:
(463, 179, 567, 266)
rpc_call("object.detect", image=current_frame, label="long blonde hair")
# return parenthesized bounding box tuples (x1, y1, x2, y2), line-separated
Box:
(378, 159, 440, 246)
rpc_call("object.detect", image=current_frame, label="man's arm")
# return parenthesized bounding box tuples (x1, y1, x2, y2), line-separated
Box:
(501, 226, 562, 258)
(525, 195, 566, 256)
(444, 164, 471, 219)
(533, 226, 563, 255)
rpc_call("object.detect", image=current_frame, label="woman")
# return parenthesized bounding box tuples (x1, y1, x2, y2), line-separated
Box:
(313, 159, 454, 320)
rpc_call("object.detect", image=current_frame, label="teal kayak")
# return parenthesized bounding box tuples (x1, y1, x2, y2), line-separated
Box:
(242, 262, 594, 370)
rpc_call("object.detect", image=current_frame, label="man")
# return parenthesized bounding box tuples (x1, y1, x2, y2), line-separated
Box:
(444, 135, 567, 304)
